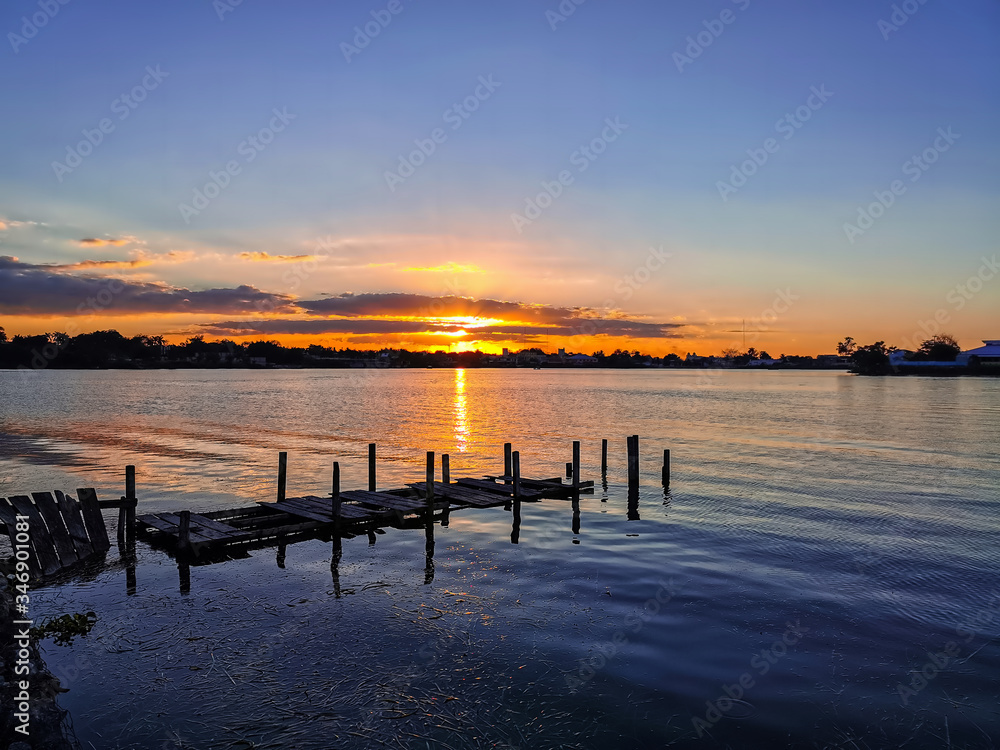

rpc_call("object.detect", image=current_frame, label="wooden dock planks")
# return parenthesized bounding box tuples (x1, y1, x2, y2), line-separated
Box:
(453, 478, 544, 501)
(342, 490, 427, 513)
(408, 481, 512, 507)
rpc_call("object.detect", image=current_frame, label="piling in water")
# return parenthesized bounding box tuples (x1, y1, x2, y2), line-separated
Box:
(331, 461, 342, 525)
(512, 450, 521, 500)
(277, 452, 287, 503)
(368, 443, 376, 491)
(662, 449, 670, 487)
(627, 435, 639, 491)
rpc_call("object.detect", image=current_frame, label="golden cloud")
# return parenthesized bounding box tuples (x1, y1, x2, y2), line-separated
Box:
(79, 238, 130, 247)
(402, 261, 485, 273)
(239, 251, 325, 263)
(48, 259, 154, 271)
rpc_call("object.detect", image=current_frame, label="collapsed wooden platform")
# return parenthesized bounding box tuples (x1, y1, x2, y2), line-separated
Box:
(0, 489, 129, 578)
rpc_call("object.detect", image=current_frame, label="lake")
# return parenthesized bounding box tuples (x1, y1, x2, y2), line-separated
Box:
(2, 368, 999, 748)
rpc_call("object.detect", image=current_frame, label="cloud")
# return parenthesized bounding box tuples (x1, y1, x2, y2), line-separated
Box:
(46, 259, 154, 271)
(79, 238, 130, 247)
(402, 261, 485, 273)
(239, 252, 326, 263)
(200, 290, 688, 340)
(0, 256, 296, 316)
(0, 221, 6, 230)
(200, 319, 458, 336)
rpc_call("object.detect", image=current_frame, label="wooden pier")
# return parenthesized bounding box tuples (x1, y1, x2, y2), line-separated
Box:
(136, 468, 594, 558)
(1, 436, 668, 581)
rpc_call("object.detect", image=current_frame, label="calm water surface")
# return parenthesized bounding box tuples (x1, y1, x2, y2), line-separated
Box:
(1, 369, 998, 749)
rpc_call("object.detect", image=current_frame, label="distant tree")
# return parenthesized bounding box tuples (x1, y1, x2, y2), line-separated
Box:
(852, 341, 891, 375)
(759, 351, 772, 360)
(917, 334, 960, 361)
(721, 347, 740, 359)
(0, 326, 6, 344)
(837, 337, 857, 356)
(745, 347, 759, 360)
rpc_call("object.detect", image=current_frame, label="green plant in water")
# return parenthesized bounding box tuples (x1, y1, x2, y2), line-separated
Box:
(30, 612, 98, 646)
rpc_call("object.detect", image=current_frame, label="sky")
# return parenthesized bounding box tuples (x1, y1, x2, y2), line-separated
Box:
(1, 0, 998, 357)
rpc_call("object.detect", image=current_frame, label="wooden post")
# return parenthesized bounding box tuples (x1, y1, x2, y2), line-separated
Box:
(368, 443, 376, 491)
(425, 451, 435, 508)
(572, 441, 581, 488)
(178, 509, 192, 557)
(504, 443, 512, 483)
(662, 449, 670, 487)
(442, 454, 450, 485)
(566, 462, 573, 478)
(601, 439, 608, 476)
(512, 451, 521, 500)
(120, 465, 137, 550)
(277, 452, 287, 503)
(332, 461, 341, 523)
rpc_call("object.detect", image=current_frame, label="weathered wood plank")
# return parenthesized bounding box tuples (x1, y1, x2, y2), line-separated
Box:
(77, 489, 111, 552)
(408, 482, 510, 507)
(294, 496, 375, 520)
(55, 491, 95, 558)
(0, 500, 42, 578)
(453, 478, 543, 500)
(178, 513, 245, 538)
(267, 500, 337, 525)
(342, 490, 426, 513)
(485, 475, 565, 485)
(138, 514, 220, 545)
(282, 495, 379, 523)
(31, 492, 80, 567)
(6, 495, 63, 577)
(158, 513, 236, 543)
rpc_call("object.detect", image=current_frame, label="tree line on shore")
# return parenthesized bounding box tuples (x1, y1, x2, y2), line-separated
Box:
(837, 334, 962, 375)
(0, 325, 962, 373)
(0, 326, 840, 370)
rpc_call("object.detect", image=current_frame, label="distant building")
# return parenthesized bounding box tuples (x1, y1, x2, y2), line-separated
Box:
(958, 339, 1000, 367)
(567, 353, 597, 366)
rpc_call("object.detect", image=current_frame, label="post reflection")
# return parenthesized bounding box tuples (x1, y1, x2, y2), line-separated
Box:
(424, 514, 435, 585)
(511, 498, 521, 544)
(627, 485, 640, 521)
(330, 537, 342, 599)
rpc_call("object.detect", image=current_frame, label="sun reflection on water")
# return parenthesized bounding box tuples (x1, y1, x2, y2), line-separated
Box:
(454, 368, 469, 452)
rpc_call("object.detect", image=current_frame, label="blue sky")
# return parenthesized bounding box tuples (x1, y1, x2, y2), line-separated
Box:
(1, 0, 998, 354)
